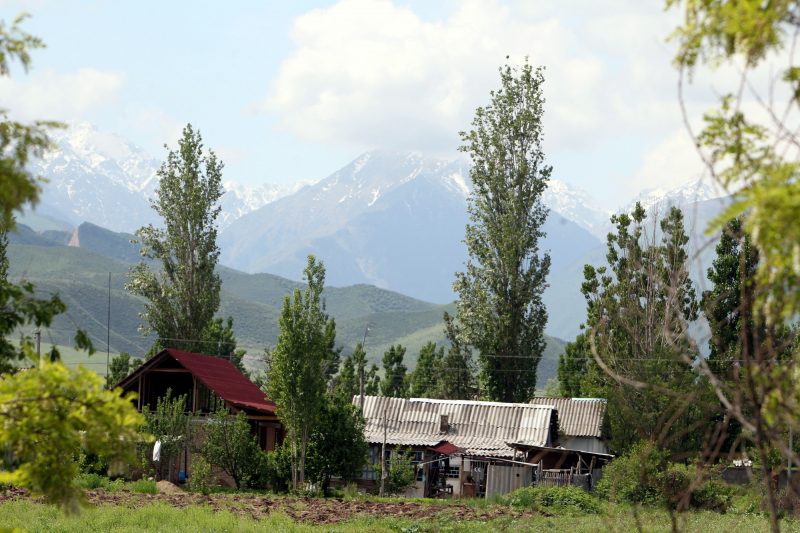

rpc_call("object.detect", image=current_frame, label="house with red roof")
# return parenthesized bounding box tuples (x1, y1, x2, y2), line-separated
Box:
(116, 348, 283, 453)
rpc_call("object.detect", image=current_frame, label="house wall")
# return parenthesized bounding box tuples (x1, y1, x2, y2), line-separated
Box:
(562, 436, 608, 454)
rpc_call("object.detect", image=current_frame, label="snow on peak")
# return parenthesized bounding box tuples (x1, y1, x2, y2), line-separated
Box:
(626, 178, 728, 213)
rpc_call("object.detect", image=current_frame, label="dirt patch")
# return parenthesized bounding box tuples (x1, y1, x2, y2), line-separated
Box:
(156, 481, 185, 495)
(1, 486, 518, 525)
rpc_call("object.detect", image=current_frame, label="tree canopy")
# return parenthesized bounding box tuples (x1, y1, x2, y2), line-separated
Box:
(126, 124, 225, 355)
(452, 61, 551, 403)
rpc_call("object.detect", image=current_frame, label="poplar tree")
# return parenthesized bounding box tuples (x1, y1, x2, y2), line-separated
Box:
(268, 255, 331, 490)
(127, 125, 224, 354)
(453, 61, 551, 402)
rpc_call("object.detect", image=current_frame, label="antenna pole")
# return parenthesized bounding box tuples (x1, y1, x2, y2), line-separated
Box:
(106, 272, 111, 384)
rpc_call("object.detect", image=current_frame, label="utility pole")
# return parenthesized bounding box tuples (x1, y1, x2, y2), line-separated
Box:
(106, 272, 111, 383)
(380, 404, 387, 497)
(359, 323, 370, 411)
(359, 365, 365, 412)
(35, 329, 41, 367)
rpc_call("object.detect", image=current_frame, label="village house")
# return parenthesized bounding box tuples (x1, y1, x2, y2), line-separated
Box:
(356, 395, 559, 498)
(116, 348, 282, 483)
(356, 395, 612, 498)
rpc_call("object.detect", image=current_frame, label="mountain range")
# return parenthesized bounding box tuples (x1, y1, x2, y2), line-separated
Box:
(21, 122, 730, 343)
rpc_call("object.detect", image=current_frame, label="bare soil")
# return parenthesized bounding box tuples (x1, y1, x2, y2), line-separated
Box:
(0, 487, 525, 525)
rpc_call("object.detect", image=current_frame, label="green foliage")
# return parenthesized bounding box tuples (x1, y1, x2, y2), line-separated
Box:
(507, 485, 603, 515)
(557, 333, 590, 397)
(385, 449, 417, 496)
(0, 362, 145, 511)
(267, 255, 331, 490)
(201, 409, 262, 490)
(200, 316, 246, 373)
(0, 15, 60, 228)
(380, 344, 408, 397)
(127, 479, 158, 494)
(334, 348, 358, 402)
(597, 440, 734, 512)
(453, 61, 551, 403)
(143, 389, 190, 479)
(306, 396, 367, 494)
(407, 341, 444, 398)
(126, 124, 223, 354)
(107, 352, 132, 387)
(595, 441, 671, 506)
(436, 312, 477, 400)
(703, 218, 760, 378)
(187, 455, 212, 494)
(261, 444, 292, 492)
(578, 205, 711, 455)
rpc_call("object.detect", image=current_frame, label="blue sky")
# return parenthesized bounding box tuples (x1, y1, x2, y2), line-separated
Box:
(1, 0, 734, 208)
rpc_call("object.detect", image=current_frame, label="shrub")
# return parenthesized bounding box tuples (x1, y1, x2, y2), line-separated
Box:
(258, 445, 292, 492)
(201, 409, 262, 490)
(187, 456, 212, 495)
(692, 478, 734, 512)
(386, 448, 417, 496)
(595, 440, 667, 505)
(507, 486, 603, 514)
(597, 440, 733, 512)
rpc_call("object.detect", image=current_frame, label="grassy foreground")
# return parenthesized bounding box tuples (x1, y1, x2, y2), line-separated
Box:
(0, 498, 795, 533)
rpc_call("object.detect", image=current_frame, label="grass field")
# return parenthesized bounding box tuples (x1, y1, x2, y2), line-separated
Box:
(0, 492, 795, 533)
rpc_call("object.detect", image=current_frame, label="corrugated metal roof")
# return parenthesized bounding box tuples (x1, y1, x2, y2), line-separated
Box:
(529, 397, 606, 438)
(355, 395, 556, 458)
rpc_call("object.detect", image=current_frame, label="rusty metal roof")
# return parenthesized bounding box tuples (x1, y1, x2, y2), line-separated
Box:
(355, 395, 556, 458)
(529, 397, 606, 438)
(117, 349, 277, 415)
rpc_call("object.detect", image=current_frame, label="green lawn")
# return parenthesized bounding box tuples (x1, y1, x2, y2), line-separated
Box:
(0, 497, 794, 533)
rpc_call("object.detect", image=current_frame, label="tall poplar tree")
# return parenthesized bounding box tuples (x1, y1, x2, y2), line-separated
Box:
(127, 124, 223, 354)
(453, 61, 551, 402)
(268, 255, 331, 490)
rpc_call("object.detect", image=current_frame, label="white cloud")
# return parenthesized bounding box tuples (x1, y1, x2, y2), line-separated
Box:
(263, 1, 719, 164)
(0, 67, 124, 121)
(264, 0, 620, 154)
(635, 130, 705, 191)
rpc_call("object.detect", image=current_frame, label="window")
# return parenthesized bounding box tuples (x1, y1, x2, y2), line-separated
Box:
(446, 466, 460, 479)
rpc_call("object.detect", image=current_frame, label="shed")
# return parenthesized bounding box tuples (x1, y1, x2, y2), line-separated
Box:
(529, 397, 608, 454)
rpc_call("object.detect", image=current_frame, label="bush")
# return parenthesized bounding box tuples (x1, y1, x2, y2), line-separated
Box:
(507, 486, 603, 514)
(596, 440, 733, 512)
(257, 445, 292, 492)
(188, 456, 212, 495)
(692, 478, 734, 512)
(386, 449, 417, 496)
(595, 440, 667, 505)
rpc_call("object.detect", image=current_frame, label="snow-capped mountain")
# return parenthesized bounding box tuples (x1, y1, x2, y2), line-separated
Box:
(27, 122, 306, 232)
(624, 178, 729, 214)
(219, 180, 315, 229)
(30, 122, 161, 232)
(218, 150, 606, 339)
(543, 180, 611, 239)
